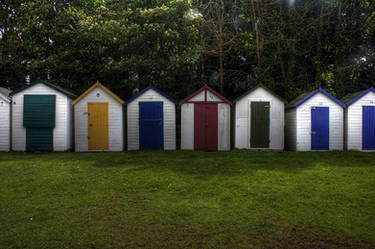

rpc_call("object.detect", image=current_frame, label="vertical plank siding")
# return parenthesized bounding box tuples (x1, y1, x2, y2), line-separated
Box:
(346, 91, 375, 151)
(181, 88, 231, 151)
(181, 103, 194, 150)
(127, 88, 176, 150)
(235, 87, 285, 150)
(11, 83, 72, 151)
(0, 94, 10, 151)
(285, 109, 297, 151)
(74, 87, 123, 152)
(295, 93, 344, 151)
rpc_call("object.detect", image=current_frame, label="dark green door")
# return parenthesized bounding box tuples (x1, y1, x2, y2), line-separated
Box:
(251, 102, 270, 148)
(26, 128, 53, 151)
(24, 95, 55, 151)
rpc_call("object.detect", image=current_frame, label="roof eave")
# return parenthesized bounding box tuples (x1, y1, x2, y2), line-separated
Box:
(346, 87, 375, 107)
(125, 84, 178, 106)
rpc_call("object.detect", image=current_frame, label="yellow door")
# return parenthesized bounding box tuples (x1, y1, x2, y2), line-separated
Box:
(88, 103, 109, 150)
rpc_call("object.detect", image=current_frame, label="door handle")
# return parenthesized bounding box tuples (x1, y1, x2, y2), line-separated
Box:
(89, 124, 93, 127)
(311, 131, 316, 135)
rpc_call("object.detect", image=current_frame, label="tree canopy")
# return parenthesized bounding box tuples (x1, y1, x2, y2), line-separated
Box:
(1, 0, 374, 101)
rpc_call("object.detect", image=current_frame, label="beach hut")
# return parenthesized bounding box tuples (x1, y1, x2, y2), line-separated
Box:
(234, 85, 286, 150)
(72, 81, 125, 152)
(180, 84, 232, 151)
(0, 87, 11, 151)
(285, 88, 345, 151)
(341, 87, 375, 151)
(10, 80, 76, 152)
(126, 84, 178, 150)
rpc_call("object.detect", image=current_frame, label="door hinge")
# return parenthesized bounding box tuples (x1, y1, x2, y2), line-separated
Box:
(87, 136, 90, 140)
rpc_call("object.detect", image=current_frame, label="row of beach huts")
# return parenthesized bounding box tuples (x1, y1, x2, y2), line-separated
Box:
(0, 80, 374, 152)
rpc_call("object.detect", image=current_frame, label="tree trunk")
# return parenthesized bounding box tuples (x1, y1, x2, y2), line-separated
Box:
(219, 0, 225, 93)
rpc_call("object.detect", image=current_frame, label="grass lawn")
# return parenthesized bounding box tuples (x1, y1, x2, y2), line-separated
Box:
(0, 151, 374, 249)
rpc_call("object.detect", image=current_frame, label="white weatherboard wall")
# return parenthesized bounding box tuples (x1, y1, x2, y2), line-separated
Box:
(346, 91, 375, 151)
(0, 94, 11, 151)
(127, 88, 176, 150)
(181, 89, 231, 151)
(235, 87, 284, 150)
(74, 87, 123, 152)
(11, 83, 73, 151)
(285, 92, 344, 151)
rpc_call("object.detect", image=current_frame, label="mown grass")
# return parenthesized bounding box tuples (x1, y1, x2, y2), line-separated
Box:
(0, 150, 374, 249)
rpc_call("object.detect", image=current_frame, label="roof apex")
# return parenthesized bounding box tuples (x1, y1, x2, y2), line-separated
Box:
(72, 81, 125, 105)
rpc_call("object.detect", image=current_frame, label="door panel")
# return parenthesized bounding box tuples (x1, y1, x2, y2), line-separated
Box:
(24, 95, 56, 128)
(250, 102, 270, 148)
(194, 103, 218, 151)
(88, 103, 109, 150)
(139, 102, 164, 149)
(363, 106, 375, 150)
(311, 107, 329, 150)
(26, 128, 53, 152)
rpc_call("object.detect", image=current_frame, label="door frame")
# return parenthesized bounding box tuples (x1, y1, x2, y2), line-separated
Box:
(88, 102, 109, 150)
(138, 101, 164, 150)
(248, 99, 271, 149)
(194, 102, 218, 151)
(311, 106, 330, 150)
(362, 106, 375, 150)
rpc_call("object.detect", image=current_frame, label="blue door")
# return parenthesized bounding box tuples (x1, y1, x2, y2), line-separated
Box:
(311, 107, 329, 150)
(363, 106, 375, 150)
(139, 102, 164, 149)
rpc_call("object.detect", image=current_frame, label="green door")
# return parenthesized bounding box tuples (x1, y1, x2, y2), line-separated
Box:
(26, 128, 53, 152)
(24, 95, 55, 151)
(251, 102, 270, 148)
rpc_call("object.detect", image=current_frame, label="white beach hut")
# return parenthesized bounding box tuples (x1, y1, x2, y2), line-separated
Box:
(0, 87, 11, 151)
(180, 84, 232, 151)
(72, 81, 125, 152)
(341, 87, 375, 151)
(285, 88, 345, 151)
(10, 80, 76, 152)
(234, 84, 286, 150)
(126, 84, 178, 150)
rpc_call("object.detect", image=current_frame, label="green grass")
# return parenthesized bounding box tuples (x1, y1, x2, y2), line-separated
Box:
(0, 151, 374, 249)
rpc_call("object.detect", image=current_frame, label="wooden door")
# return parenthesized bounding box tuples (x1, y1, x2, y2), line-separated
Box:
(194, 103, 218, 151)
(363, 106, 375, 150)
(311, 107, 329, 150)
(139, 102, 164, 149)
(250, 102, 270, 148)
(88, 103, 109, 150)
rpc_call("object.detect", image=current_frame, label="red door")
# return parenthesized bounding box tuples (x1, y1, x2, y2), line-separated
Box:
(194, 103, 218, 151)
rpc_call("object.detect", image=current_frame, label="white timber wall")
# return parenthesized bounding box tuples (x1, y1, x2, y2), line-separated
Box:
(285, 109, 297, 151)
(0, 94, 10, 151)
(11, 83, 72, 151)
(181, 103, 194, 150)
(235, 87, 284, 150)
(218, 103, 231, 151)
(295, 92, 344, 151)
(180, 89, 231, 151)
(127, 88, 176, 150)
(346, 91, 375, 151)
(74, 87, 123, 152)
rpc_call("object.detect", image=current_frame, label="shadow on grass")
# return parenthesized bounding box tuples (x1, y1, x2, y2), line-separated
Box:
(82, 150, 375, 177)
(1, 151, 374, 177)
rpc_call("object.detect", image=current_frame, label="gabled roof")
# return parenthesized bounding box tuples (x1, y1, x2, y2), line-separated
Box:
(125, 84, 178, 105)
(286, 88, 346, 109)
(0, 87, 11, 103)
(179, 84, 233, 106)
(234, 84, 286, 103)
(10, 79, 76, 99)
(72, 81, 125, 105)
(341, 87, 375, 107)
